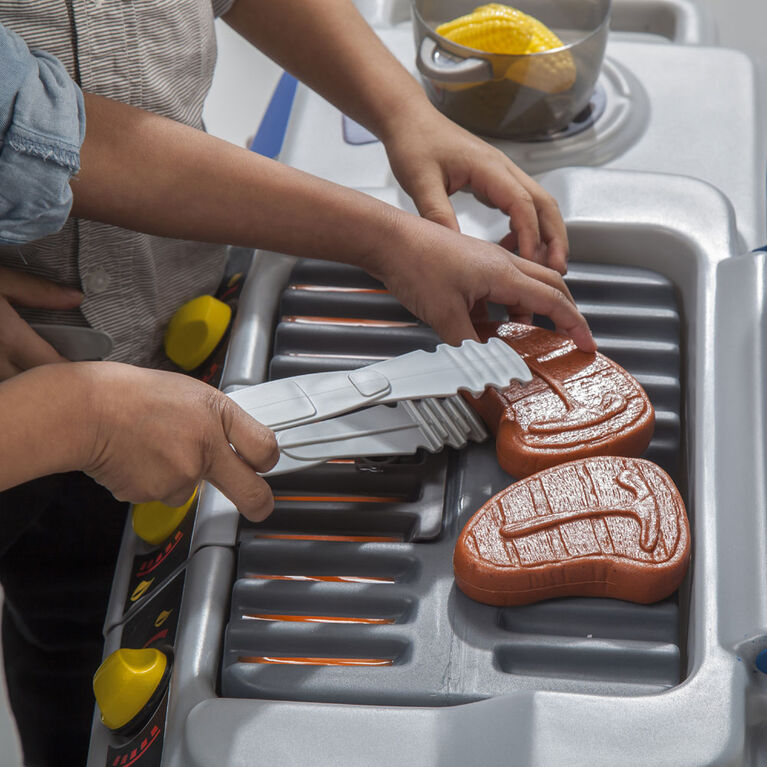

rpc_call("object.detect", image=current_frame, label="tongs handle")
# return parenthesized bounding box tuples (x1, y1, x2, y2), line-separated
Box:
(227, 338, 530, 432)
(265, 395, 488, 475)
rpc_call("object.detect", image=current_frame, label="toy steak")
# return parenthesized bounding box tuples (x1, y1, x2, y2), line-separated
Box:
(468, 322, 655, 478)
(454, 456, 690, 606)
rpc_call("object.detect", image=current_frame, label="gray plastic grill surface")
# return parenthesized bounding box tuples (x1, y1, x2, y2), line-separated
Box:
(221, 258, 684, 705)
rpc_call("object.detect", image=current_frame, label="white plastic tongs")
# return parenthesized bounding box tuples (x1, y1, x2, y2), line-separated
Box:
(227, 339, 532, 475)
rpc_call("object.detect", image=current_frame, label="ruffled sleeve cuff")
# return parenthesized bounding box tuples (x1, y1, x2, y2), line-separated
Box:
(0, 24, 86, 245)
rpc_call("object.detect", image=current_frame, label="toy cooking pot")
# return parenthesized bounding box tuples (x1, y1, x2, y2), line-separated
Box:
(412, 0, 611, 139)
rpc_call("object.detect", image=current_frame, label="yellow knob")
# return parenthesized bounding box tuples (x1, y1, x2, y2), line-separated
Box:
(93, 648, 168, 731)
(131, 488, 198, 546)
(164, 295, 232, 371)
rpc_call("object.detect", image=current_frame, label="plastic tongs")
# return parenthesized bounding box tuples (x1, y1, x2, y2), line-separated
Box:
(227, 339, 532, 475)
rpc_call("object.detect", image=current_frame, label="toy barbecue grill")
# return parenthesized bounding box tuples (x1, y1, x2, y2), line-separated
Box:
(222, 250, 682, 706)
(88, 168, 767, 766)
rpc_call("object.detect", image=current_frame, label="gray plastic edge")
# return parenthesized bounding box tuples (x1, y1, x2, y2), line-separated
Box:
(30, 324, 114, 361)
(610, 0, 717, 45)
(102, 514, 141, 634)
(219, 250, 297, 390)
(353, 0, 715, 44)
(163, 168, 766, 766)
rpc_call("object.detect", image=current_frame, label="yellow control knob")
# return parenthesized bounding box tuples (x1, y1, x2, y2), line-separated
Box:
(164, 295, 232, 371)
(93, 648, 169, 731)
(132, 488, 198, 546)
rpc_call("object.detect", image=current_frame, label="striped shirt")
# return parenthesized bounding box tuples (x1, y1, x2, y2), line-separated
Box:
(0, 0, 237, 368)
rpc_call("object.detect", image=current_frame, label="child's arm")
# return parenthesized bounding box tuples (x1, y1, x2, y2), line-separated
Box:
(72, 94, 593, 351)
(0, 362, 278, 520)
(221, 0, 568, 273)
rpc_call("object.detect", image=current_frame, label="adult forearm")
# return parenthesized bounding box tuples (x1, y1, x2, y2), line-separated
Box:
(71, 94, 405, 270)
(222, 0, 430, 139)
(0, 365, 93, 490)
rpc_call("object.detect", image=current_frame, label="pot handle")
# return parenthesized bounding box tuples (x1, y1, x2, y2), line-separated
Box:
(416, 36, 493, 84)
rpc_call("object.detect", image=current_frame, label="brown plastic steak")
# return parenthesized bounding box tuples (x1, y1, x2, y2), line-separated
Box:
(453, 456, 690, 606)
(468, 322, 655, 478)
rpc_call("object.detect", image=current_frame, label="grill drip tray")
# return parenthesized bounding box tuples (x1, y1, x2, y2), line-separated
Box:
(222, 258, 683, 705)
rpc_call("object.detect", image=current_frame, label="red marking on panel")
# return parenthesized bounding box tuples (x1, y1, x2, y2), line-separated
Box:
(119, 725, 161, 767)
(136, 531, 184, 577)
(142, 628, 169, 648)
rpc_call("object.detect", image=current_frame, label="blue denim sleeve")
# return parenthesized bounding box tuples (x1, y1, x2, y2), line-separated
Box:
(0, 23, 86, 246)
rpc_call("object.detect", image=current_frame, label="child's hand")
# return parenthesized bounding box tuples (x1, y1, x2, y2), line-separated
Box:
(368, 212, 595, 352)
(381, 106, 569, 275)
(80, 363, 279, 521)
(0, 266, 83, 379)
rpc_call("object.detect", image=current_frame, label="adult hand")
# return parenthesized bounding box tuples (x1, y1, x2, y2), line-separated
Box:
(371, 213, 594, 352)
(382, 105, 569, 275)
(80, 363, 279, 522)
(0, 266, 83, 380)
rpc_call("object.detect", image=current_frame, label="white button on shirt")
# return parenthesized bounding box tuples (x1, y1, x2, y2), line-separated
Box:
(82, 266, 111, 295)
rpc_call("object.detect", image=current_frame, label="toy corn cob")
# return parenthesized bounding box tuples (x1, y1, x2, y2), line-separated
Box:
(436, 4, 576, 94)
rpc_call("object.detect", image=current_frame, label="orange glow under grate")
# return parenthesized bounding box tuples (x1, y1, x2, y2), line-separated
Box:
(273, 494, 404, 503)
(238, 656, 393, 667)
(282, 316, 417, 328)
(245, 574, 395, 584)
(243, 613, 394, 624)
(252, 533, 402, 542)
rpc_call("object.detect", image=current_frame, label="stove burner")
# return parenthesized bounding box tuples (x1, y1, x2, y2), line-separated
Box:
(521, 82, 607, 143)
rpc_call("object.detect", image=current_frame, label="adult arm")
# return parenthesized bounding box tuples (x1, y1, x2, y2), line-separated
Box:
(72, 94, 594, 350)
(221, 0, 569, 272)
(0, 362, 278, 520)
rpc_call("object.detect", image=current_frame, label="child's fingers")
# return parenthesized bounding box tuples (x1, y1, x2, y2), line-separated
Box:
(407, 166, 461, 231)
(0, 360, 22, 381)
(494, 272, 595, 352)
(431, 300, 481, 346)
(508, 312, 534, 326)
(0, 302, 68, 369)
(508, 256, 577, 306)
(505, 166, 569, 274)
(10, 321, 69, 369)
(0, 267, 83, 309)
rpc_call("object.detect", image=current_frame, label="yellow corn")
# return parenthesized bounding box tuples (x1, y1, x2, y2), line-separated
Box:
(435, 4, 576, 94)
(436, 6, 533, 55)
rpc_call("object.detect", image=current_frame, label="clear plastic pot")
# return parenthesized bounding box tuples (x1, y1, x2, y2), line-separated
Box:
(412, 0, 612, 139)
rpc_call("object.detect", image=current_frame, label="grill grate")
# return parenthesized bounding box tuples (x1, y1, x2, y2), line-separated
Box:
(221, 259, 683, 704)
